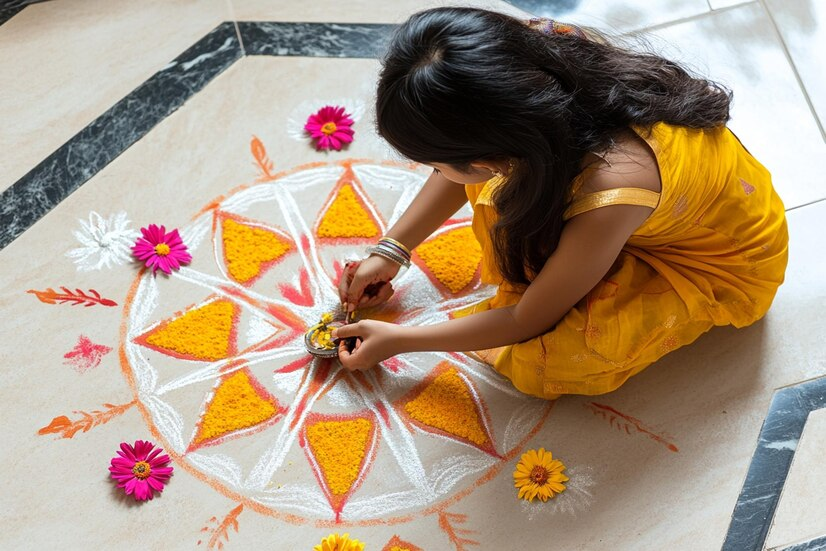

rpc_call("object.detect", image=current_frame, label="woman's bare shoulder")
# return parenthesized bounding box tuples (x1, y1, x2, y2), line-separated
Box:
(577, 129, 662, 195)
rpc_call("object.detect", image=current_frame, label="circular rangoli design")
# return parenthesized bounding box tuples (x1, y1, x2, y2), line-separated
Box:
(121, 157, 552, 527)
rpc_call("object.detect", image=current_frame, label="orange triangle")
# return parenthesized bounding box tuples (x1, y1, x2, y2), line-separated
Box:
(141, 299, 238, 361)
(317, 174, 381, 239)
(416, 226, 482, 293)
(404, 364, 493, 451)
(221, 216, 292, 284)
(193, 369, 282, 446)
(382, 536, 424, 551)
(304, 415, 376, 516)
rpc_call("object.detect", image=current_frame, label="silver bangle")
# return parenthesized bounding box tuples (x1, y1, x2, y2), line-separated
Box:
(366, 245, 411, 269)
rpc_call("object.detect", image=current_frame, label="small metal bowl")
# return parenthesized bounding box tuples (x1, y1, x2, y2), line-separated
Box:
(304, 321, 343, 358)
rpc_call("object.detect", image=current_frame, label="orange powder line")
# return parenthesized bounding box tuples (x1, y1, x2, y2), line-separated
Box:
(585, 402, 679, 452)
(192, 158, 427, 220)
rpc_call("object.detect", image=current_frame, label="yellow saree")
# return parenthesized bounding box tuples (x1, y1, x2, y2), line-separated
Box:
(462, 122, 789, 399)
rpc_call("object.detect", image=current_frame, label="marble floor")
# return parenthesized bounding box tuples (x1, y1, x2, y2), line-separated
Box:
(1, 1, 825, 550)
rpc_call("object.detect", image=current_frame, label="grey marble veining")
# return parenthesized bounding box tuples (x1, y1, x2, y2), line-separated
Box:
(723, 377, 826, 551)
(0, 22, 242, 251)
(239, 22, 395, 59)
(784, 534, 826, 551)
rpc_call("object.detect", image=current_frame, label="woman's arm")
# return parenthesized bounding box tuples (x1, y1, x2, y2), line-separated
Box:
(383, 169, 470, 250)
(337, 170, 470, 309)
(395, 202, 653, 352)
(335, 202, 653, 369)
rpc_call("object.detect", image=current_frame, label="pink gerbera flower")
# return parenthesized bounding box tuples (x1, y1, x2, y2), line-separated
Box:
(132, 224, 192, 274)
(109, 440, 173, 501)
(304, 105, 355, 151)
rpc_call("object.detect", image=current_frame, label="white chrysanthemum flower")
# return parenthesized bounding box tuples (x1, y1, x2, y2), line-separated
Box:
(66, 211, 138, 272)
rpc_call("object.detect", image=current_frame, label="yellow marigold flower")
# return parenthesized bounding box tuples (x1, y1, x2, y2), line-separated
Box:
(513, 447, 569, 502)
(313, 532, 365, 551)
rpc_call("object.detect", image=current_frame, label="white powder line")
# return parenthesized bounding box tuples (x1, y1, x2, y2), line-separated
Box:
(245, 361, 339, 490)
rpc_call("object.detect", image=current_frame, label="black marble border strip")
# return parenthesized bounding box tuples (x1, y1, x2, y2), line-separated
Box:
(723, 377, 826, 551)
(783, 536, 826, 551)
(0, 4, 25, 26)
(0, 21, 406, 251)
(784, 534, 826, 551)
(239, 22, 395, 59)
(0, 22, 242, 250)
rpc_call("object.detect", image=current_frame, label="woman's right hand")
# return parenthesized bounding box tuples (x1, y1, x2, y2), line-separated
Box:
(338, 255, 401, 311)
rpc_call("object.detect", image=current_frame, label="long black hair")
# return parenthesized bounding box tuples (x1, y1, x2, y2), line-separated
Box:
(376, 7, 732, 286)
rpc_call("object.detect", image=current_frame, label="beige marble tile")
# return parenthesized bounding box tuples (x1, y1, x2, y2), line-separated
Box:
(709, 0, 755, 9)
(2, 52, 824, 549)
(0, 0, 230, 193)
(637, 2, 826, 209)
(766, 407, 826, 549)
(228, 0, 530, 23)
(765, 0, 826, 130)
(518, 0, 710, 32)
(229, 0, 709, 34)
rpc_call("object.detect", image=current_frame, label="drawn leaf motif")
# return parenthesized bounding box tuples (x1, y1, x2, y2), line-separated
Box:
(250, 136, 274, 180)
(37, 415, 72, 435)
(438, 510, 479, 551)
(198, 504, 243, 549)
(37, 401, 135, 439)
(584, 402, 679, 453)
(27, 287, 117, 307)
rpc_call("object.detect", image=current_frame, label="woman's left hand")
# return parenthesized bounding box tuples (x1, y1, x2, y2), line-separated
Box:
(332, 320, 402, 371)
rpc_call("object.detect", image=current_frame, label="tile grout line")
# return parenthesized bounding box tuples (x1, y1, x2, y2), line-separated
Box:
(223, 0, 246, 55)
(756, 0, 826, 142)
(629, 0, 758, 35)
(786, 197, 826, 212)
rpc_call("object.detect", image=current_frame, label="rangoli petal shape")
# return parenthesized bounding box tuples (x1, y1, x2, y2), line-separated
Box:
(382, 536, 424, 551)
(302, 413, 378, 521)
(402, 362, 497, 456)
(191, 368, 284, 449)
(316, 167, 382, 239)
(415, 225, 482, 294)
(136, 298, 239, 361)
(219, 214, 293, 285)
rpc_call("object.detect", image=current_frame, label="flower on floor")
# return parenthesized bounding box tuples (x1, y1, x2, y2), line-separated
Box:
(313, 533, 365, 551)
(66, 211, 137, 272)
(132, 224, 192, 275)
(109, 440, 173, 501)
(513, 447, 569, 502)
(304, 105, 355, 151)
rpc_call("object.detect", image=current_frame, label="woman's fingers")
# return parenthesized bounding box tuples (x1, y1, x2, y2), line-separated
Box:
(346, 271, 373, 311)
(337, 337, 365, 371)
(337, 261, 359, 303)
(332, 321, 362, 340)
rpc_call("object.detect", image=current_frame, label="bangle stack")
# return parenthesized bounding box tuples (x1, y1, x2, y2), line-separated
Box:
(366, 237, 412, 270)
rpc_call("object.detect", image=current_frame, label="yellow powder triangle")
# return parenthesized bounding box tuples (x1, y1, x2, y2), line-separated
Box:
(416, 227, 482, 293)
(382, 536, 424, 551)
(143, 299, 237, 361)
(222, 217, 292, 284)
(317, 183, 380, 238)
(306, 417, 373, 497)
(194, 369, 280, 445)
(404, 365, 490, 447)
